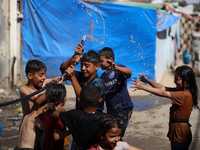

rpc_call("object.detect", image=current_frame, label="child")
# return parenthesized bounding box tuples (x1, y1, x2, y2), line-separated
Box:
(53, 84, 106, 150)
(60, 45, 106, 112)
(19, 59, 62, 150)
(15, 104, 48, 150)
(98, 47, 134, 137)
(20, 59, 61, 117)
(42, 83, 70, 150)
(88, 114, 142, 150)
(130, 65, 199, 150)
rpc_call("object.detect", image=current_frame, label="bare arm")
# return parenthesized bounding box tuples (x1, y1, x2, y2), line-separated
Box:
(34, 104, 48, 130)
(20, 86, 38, 102)
(61, 43, 84, 68)
(138, 73, 165, 90)
(52, 107, 65, 119)
(186, 37, 190, 51)
(65, 65, 82, 100)
(127, 143, 143, 150)
(130, 78, 171, 98)
(54, 130, 71, 140)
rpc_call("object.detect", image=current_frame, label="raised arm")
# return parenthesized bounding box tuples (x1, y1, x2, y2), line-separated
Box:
(138, 73, 165, 90)
(35, 104, 48, 130)
(52, 107, 65, 119)
(107, 60, 132, 75)
(64, 65, 82, 100)
(61, 43, 84, 69)
(130, 78, 171, 98)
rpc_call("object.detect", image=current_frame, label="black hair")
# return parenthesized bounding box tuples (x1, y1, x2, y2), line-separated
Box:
(175, 65, 199, 109)
(81, 50, 101, 65)
(80, 84, 101, 108)
(97, 114, 121, 139)
(46, 83, 67, 115)
(25, 59, 47, 76)
(98, 47, 115, 61)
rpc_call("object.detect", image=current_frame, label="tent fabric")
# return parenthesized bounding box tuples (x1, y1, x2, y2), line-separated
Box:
(156, 12, 180, 32)
(21, 0, 157, 87)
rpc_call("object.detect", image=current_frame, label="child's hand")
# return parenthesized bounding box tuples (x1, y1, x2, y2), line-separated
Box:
(52, 76, 63, 83)
(74, 43, 84, 55)
(106, 59, 117, 70)
(130, 78, 144, 91)
(72, 55, 82, 65)
(64, 65, 76, 80)
(36, 104, 49, 117)
(138, 73, 150, 83)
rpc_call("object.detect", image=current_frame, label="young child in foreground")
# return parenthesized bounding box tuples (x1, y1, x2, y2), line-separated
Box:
(42, 83, 70, 150)
(19, 59, 62, 149)
(53, 84, 106, 150)
(88, 114, 142, 150)
(14, 105, 48, 150)
(60, 45, 105, 112)
(98, 47, 133, 137)
(130, 65, 199, 150)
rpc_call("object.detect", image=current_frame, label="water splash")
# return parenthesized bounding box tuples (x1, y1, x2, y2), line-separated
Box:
(77, 0, 105, 44)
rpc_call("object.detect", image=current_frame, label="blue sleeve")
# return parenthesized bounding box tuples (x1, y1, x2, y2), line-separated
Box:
(118, 64, 131, 79)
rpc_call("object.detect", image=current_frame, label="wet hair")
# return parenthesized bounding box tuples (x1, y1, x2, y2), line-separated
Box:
(81, 50, 101, 65)
(25, 59, 47, 76)
(97, 114, 121, 139)
(80, 84, 101, 108)
(46, 83, 67, 115)
(175, 65, 199, 109)
(98, 47, 115, 61)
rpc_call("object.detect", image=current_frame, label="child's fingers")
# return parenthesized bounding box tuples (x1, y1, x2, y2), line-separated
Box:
(130, 81, 136, 85)
(131, 79, 137, 83)
(130, 86, 137, 91)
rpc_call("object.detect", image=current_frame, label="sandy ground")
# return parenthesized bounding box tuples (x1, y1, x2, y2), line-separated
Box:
(0, 57, 200, 150)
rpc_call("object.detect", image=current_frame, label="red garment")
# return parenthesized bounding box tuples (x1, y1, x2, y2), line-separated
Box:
(168, 91, 193, 143)
(42, 110, 66, 150)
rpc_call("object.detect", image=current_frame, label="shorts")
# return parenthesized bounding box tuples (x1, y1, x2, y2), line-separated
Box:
(114, 107, 133, 137)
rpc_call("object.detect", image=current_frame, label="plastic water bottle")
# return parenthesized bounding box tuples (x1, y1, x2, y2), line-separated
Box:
(183, 50, 190, 64)
(0, 123, 3, 136)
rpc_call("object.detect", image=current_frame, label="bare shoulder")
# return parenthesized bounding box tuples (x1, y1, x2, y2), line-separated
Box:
(20, 85, 35, 96)
(20, 85, 29, 94)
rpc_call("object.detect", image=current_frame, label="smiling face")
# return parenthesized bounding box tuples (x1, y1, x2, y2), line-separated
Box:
(28, 68, 46, 88)
(174, 72, 183, 90)
(101, 127, 121, 149)
(81, 61, 99, 80)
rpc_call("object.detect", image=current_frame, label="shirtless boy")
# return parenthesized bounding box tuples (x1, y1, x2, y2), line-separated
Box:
(15, 105, 48, 150)
(19, 59, 62, 149)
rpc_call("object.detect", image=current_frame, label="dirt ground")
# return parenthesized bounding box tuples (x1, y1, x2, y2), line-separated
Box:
(0, 59, 200, 150)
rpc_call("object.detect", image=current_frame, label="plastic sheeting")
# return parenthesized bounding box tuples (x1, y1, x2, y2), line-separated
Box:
(21, 0, 157, 87)
(156, 12, 180, 32)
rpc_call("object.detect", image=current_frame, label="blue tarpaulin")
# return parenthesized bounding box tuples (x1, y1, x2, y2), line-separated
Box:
(156, 12, 180, 32)
(21, 0, 157, 87)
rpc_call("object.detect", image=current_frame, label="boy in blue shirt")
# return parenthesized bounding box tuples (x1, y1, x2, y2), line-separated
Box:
(60, 44, 105, 112)
(98, 47, 134, 137)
